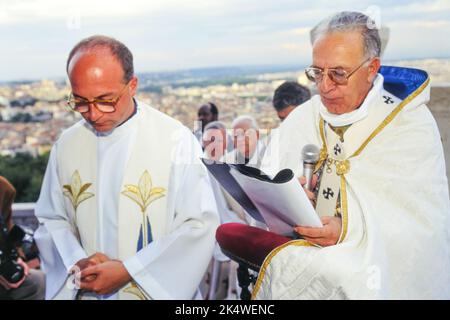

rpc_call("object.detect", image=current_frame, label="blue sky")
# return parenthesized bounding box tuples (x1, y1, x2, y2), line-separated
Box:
(1, 0, 450, 81)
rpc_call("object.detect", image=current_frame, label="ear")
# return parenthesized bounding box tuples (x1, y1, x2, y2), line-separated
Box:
(129, 76, 139, 96)
(367, 57, 381, 83)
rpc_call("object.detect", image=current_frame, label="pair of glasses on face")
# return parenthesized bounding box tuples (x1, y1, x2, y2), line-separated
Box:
(66, 82, 129, 113)
(305, 58, 371, 86)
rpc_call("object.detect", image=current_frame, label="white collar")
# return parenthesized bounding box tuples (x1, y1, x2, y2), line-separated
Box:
(319, 74, 384, 127)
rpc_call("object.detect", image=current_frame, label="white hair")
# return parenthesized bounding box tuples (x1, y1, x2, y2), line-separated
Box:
(231, 115, 259, 130)
(310, 11, 381, 59)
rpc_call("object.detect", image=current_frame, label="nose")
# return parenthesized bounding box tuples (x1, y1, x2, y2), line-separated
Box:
(85, 103, 103, 123)
(318, 72, 336, 94)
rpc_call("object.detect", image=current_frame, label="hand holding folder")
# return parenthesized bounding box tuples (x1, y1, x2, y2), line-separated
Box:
(202, 159, 322, 236)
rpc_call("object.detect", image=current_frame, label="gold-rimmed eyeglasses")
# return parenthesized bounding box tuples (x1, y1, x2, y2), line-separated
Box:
(305, 58, 371, 85)
(66, 82, 129, 113)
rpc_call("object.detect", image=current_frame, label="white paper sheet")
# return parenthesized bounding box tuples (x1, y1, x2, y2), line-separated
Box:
(229, 167, 322, 235)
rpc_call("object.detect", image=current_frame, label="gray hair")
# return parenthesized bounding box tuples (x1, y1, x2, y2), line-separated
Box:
(204, 121, 227, 132)
(231, 115, 259, 130)
(203, 121, 233, 152)
(66, 35, 134, 83)
(310, 11, 381, 59)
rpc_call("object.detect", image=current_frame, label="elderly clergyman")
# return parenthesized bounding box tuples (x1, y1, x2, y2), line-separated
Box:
(34, 35, 219, 300)
(254, 11, 450, 299)
(227, 115, 263, 166)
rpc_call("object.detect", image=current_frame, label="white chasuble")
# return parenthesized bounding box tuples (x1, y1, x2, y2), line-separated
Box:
(255, 70, 450, 299)
(34, 101, 219, 300)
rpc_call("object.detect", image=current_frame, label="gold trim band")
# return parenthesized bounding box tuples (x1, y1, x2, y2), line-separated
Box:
(351, 78, 430, 158)
(251, 239, 313, 299)
(337, 175, 348, 243)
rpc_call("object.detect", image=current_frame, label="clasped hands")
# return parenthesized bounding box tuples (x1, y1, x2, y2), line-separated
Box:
(295, 175, 342, 247)
(70, 253, 132, 295)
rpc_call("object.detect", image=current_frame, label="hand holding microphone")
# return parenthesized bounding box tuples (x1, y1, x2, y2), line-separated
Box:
(301, 144, 320, 191)
(300, 144, 320, 205)
(296, 144, 342, 247)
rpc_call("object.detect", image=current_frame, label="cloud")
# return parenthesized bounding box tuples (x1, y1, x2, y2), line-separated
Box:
(291, 27, 310, 36)
(1, 0, 449, 81)
(411, 20, 450, 28)
(389, 0, 450, 15)
(0, 0, 224, 25)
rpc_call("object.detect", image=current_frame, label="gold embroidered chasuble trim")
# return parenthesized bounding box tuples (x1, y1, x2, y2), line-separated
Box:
(251, 240, 314, 300)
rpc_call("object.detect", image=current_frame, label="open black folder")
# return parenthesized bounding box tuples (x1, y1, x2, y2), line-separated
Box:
(201, 159, 322, 236)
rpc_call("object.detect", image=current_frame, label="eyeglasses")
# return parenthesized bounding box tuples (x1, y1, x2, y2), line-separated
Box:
(66, 83, 129, 113)
(305, 58, 371, 85)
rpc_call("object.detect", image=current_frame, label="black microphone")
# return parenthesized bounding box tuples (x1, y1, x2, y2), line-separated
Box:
(301, 144, 320, 191)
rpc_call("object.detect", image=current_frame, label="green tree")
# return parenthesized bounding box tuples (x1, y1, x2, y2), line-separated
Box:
(0, 152, 50, 202)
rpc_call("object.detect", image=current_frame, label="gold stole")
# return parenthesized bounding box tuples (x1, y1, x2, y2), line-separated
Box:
(315, 124, 348, 220)
(314, 89, 403, 244)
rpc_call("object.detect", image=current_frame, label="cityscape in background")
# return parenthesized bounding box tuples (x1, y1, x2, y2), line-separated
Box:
(1, 57, 450, 158)
(1, 57, 450, 205)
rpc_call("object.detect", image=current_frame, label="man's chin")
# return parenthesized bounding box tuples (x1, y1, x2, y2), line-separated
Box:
(323, 103, 347, 115)
(321, 97, 346, 114)
(92, 124, 113, 132)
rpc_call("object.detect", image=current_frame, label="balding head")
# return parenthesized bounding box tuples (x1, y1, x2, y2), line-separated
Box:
(67, 35, 134, 83)
(231, 115, 258, 130)
(66, 36, 138, 133)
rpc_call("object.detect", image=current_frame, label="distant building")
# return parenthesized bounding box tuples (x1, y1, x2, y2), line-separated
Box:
(0, 96, 11, 121)
(10, 96, 38, 108)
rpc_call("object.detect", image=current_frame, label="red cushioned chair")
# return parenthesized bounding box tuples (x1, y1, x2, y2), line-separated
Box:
(215, 223, 292, 300)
